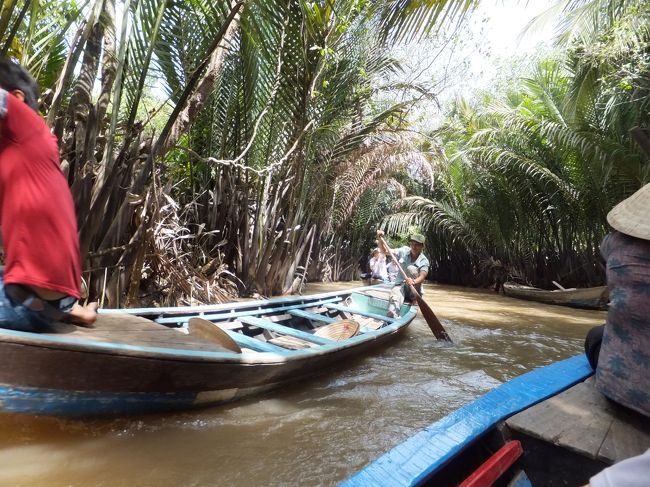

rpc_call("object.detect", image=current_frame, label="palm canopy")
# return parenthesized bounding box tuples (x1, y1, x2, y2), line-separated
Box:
(0, 0, 476, 302)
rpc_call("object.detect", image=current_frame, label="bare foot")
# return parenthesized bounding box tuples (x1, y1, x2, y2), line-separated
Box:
(67, 302, 99, 327)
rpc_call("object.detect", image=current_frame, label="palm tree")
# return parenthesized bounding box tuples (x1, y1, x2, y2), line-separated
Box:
(1, 0, 478, 303)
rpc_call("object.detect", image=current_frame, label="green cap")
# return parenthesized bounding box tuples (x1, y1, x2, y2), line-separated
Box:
(410, 234, 425, 244)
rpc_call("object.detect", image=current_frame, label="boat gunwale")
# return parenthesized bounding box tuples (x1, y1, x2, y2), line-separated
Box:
(100, 284, 387, 317)
(342, 354, 594, 487)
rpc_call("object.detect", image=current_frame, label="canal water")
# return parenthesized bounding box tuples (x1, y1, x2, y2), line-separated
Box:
(0, 283, 605, 486)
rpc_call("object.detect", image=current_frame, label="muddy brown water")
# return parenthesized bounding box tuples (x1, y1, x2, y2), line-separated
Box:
(0, 282, 605, 486)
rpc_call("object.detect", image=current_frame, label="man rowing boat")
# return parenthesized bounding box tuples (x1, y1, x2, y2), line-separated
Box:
(376, 230, 430, 318)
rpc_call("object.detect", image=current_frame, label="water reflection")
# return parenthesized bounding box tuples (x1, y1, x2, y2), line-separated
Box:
(0, 282, 604, 486)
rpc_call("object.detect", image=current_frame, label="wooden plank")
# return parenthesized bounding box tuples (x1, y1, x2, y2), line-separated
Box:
(43, 314, 230, 352)
(287, 309, 338, 324)
(324, 303, 394, 323)
(600, 415, 650, 462)
(239, 317, 334, 345)
(268, 335, 315, 350)
(506, 378, 650, 463)
(221, 331, 288, 353)
(507, 379, 612, 459)
(267, 314, 292, 322)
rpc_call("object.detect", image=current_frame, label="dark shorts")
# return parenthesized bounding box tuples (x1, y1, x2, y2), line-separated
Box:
(0, 270, 75, 332)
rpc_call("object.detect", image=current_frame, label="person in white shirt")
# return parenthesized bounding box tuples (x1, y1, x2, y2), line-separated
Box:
(368, 248, 388, 281)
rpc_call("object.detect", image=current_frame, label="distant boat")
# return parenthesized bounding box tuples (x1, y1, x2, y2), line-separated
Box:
(0, 285, 415, 417)
(503, 282, 608, 310)
(344, 354, 650, 486)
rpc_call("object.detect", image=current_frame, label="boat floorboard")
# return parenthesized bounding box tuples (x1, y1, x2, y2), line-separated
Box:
(42, 314, 229, 352)
(506, 377, 650, 465)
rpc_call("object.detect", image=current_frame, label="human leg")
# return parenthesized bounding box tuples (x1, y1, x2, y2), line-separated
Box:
(388, 284, 405, 318)
(66, 301, 98, 327)
(585, 324, 605, 370)
(0, 272, 54, 332)
(403, 265, 422, 302)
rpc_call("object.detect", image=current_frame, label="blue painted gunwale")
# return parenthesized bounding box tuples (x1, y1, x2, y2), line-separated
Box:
(102, 284, 388, 316)
(0, 286, 416, 364)
(343, 354, 593, 487)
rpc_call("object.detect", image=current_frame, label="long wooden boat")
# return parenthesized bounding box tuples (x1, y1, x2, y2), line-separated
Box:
(503, 282, 608, 310)
(344, 354, 650, 486)
(0, 285, 415, 417)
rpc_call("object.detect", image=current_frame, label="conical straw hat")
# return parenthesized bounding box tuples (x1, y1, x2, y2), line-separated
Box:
(313, 320, 360, 340)
(607, 183, 650, 240)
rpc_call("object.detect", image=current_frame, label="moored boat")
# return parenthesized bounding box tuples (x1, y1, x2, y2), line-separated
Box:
(344, 354, 650, 486)
(503, 282, 609, 310)
(0, 285, 415, 417)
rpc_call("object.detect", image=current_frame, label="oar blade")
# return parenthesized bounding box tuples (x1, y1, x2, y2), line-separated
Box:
(415, 293, 452, 342)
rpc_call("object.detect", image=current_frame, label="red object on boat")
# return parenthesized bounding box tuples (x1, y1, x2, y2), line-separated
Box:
(459, 440, 524, 487)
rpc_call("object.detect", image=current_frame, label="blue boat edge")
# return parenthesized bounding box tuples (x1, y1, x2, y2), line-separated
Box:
(342, 353, 594, 486)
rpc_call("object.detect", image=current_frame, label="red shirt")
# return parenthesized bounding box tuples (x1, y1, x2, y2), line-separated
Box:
(0, 89, 81, 298)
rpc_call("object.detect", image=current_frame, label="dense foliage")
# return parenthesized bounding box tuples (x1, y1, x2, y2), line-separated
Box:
(383, 0, 650, 289)
(0, 0, 475, 304)
(4, 0, 648, 302)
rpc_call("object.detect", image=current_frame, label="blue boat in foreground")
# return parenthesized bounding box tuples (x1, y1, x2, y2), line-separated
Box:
(346, 348, 650, 486)
(344, 354, 597, 487)
(0, 285, 414, 417)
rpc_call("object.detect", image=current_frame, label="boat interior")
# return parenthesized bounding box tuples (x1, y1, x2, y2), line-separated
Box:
(38, 288, 406, 354)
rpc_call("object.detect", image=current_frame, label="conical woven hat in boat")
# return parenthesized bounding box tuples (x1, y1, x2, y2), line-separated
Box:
(313, 320, 360, 340)
(188, 317, 242, 353)
(607, 183, 650, 240)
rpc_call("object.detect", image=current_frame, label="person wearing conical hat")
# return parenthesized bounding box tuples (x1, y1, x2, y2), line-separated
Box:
(594, 182, 650, 418)
(376, 230, 430, 318)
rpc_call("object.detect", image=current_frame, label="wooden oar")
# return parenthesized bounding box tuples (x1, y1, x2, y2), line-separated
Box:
(379, 236, 452, 342)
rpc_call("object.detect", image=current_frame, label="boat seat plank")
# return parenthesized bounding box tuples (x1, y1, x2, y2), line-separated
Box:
(267, 314, 292, 322)
(287, 309, 338, 324)
(209, 320, 243, 330)
(323, 303, 394, 323)
(268, 335, 315, 350)
(42, 314, 228, 352)
(222, 330, 288, 353)
(506, 377, 650, 464)
(357, 317, 384, 331)
(239, 317, 334, 345)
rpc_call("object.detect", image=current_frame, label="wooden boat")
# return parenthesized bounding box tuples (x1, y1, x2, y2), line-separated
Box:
(344, 354, 650, 486)
(0, 285, 415, 417)
(503, 282, 609, 310)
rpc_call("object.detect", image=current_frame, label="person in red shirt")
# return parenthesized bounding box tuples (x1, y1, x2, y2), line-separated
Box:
(0, 59, 97, 331)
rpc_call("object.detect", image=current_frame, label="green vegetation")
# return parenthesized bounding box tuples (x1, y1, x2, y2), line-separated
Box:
(384, 0, 650, 288)
(2, 0, 648, 304)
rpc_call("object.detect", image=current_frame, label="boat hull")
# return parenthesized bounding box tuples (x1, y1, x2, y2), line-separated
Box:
(0, 286, 415, 416)
(503, 283, 608, 310)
